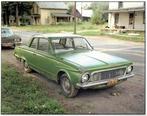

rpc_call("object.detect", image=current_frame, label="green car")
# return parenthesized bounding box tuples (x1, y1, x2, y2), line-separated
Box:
(14, 33, 134, 97)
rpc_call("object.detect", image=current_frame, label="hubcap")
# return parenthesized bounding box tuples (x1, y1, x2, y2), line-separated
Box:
(62, 77, 71, 94)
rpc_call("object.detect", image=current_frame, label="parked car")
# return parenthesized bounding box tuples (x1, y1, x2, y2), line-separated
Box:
(14, 33, 134, 97)
(1, 27, 22, 48)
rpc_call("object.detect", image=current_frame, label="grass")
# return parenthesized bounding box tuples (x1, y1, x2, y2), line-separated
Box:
(11, 22, 102, 33)
(10, 22, 144, 42)
(1, 63, 65, 114)
(104, 32, 144, 42)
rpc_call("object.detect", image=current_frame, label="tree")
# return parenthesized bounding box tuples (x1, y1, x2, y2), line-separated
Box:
(2, 2, 33, 26)
(90, 2, 108, 25)
(2, 2, 10, 25)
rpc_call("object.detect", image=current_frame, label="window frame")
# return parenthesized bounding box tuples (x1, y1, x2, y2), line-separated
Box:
(129, 13, 134, 25)
(143, 11, 145, 24)
(50, 37, 93, 54)
(118, 2, 123, 8)
(37, 37, 50, 53)
(29, 37, 39, 49)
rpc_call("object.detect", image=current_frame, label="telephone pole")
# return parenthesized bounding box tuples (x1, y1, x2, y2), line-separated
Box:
(74, 1, 76, 34)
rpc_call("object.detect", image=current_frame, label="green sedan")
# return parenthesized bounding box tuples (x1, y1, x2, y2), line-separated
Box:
(14, 33, 134, 97)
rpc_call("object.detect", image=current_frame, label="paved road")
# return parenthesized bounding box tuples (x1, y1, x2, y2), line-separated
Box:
(2, 30, 145, 114)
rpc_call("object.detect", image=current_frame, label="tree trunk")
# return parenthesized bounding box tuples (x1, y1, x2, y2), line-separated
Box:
(16, 3, 19, 26)
(5, 5, 9, 25)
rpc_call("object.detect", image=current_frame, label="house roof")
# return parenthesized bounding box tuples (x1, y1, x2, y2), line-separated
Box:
(81, 10, 93, 17)
(105, 7, 144, 13)
(36, 2, 68, 10)
(76, 8, 93, 18)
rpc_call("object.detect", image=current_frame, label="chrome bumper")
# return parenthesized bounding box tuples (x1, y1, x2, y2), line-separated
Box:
(2, 43, 14, 47)
(76, 73, 134, 88)
(15, 41, 22, 45)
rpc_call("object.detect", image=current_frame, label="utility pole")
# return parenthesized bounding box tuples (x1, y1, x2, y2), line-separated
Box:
(74, 1, 76, 34)
(81, 2, 83, 20)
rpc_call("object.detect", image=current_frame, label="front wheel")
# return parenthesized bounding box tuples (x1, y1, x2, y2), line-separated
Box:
(60, 74, 78, 97)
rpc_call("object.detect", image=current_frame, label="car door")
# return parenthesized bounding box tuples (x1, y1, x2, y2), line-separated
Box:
(26, 37, 39, 69)
(34, 37, 57, 80)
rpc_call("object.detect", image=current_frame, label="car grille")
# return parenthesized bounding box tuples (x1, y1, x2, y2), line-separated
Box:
(92, 68, 126, 81)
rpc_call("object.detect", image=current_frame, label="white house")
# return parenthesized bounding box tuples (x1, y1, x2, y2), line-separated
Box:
(108, 2, 145, 30)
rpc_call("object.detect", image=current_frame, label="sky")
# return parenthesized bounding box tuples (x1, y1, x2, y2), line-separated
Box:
(76, 2, 92, 17)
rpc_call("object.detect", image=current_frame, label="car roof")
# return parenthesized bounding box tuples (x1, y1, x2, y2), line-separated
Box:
(33, 33, 83, 38)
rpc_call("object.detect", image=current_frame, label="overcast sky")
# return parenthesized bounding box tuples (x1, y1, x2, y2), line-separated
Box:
(76, 2, 92, 13)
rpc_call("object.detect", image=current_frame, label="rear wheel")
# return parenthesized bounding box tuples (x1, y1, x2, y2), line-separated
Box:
(60, 74, 78, 97)
(23, 60, 32, 73)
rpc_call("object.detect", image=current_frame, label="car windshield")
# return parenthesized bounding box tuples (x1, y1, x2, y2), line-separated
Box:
(51, 37, 93, 53)
(1, 28, 13, 37)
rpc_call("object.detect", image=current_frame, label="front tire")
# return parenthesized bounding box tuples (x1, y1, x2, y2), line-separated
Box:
(60, 74, 78, 97)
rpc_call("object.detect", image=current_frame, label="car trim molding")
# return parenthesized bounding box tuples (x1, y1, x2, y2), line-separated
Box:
(76, 73, 134, 88)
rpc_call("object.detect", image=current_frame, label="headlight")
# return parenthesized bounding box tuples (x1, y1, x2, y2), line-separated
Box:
(126, 65, 133, 74)
(93, 73, 101, 81)
(15, 38, 21, 42)
(81, 73, 90, 83)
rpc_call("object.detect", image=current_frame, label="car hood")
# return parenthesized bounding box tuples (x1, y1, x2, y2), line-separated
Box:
(57, 50, 131, 71)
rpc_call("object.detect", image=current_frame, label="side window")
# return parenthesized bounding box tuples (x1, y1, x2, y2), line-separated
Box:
(30, 38, 38, 49)
(38, 38, 49, 52)
(51, 39, 64, 49)
(65, 38, 73, 48)
(74, 38, 88, 48)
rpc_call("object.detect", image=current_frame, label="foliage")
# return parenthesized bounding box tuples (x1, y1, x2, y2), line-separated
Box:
(90, 2, 108, 24)
(2, 2, 34, 25)
(1, 63, 65, 114)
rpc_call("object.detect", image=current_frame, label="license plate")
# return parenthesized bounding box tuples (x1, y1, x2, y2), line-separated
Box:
(107, 79, 118, 87)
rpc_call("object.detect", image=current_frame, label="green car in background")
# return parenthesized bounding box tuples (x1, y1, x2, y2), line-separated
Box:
(14, 33, 134, 97)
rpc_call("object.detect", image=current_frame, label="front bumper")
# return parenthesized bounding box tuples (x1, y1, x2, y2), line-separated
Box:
(2, 43, 14, 47)
(2, 41, 22, 47)
(15, 41, 22, 46)
(76, 73, 134, 88)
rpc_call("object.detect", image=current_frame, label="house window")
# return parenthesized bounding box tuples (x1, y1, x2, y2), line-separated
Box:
(115, 13, 119, 25)
(143, 11, 145, 24)
(118, 2, 123, 8)
(129, 13, 134, 25)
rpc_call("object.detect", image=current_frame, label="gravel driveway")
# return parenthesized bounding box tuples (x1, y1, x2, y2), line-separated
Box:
(1, 30, 145, 114)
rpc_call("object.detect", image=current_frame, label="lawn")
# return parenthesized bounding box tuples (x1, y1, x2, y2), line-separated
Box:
(10, 22, 144, 42)
(1, 63, 65, 114)
(103, 32, 145, 42)
(11, 22, 104, 33)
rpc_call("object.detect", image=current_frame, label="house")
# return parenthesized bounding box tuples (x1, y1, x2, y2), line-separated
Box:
(80, 9, 93, 21)
(107, 2, 145, 30)
(31, 2, 72, 25)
